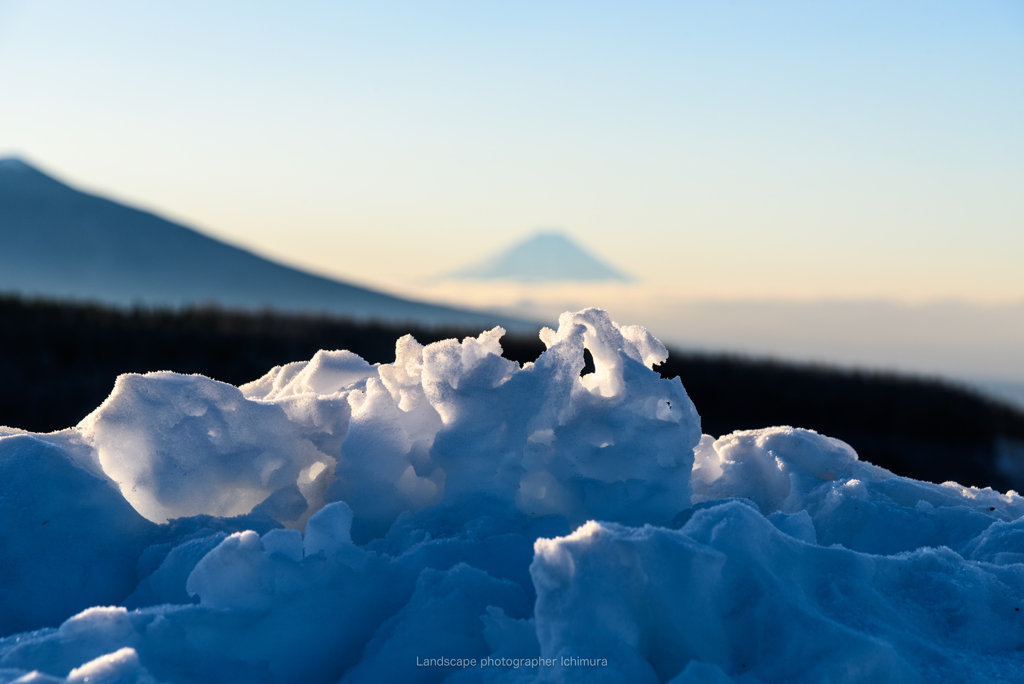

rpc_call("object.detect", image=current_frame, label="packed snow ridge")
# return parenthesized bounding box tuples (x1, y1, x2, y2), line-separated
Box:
(1, 309, 1022, 684)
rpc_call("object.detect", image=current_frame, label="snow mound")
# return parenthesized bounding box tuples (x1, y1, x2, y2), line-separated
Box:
(1, 308, 1022, 683)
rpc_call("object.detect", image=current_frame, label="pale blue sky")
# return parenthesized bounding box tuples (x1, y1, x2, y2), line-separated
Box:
(1, 0, 1022, 303)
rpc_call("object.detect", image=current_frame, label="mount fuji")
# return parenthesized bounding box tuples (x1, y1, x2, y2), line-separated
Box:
(449, 231, 632, 283)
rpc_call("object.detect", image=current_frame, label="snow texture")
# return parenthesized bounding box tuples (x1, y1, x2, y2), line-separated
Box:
(1, 308, 1022, 683)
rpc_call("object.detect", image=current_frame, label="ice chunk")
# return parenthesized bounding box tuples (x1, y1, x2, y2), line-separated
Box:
(67, 647, 160, 684)
(692, 426, 1022, 555)
(0, 436, 155, 635)
(303, 501, 366, 569)
(123, 534, 226, 608)
(186, 531, 274, 609)
(767, 509, 817, 544)
(330, 308, 700, 542)
(0, 648, 161, 684)
(531, 504, 1024, 682)
(78, 373, 336, 523)
(241, 350, 378, 401)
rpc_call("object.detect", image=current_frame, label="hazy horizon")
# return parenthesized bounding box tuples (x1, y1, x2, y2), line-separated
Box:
(3, 153, 1023, 402)
(1, 1, 1022, 400)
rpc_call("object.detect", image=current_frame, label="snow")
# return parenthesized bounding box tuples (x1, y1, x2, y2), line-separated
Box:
(1, 308, 1022, 683)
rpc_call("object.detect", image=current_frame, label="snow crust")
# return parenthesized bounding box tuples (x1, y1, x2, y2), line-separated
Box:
(1, 309, 1022, 683)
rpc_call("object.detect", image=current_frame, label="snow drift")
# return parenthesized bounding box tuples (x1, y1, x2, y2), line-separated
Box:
(0, 309, 1021, 683)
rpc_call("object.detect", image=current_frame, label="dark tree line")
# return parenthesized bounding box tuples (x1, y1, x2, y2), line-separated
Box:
(2, 294, 1022, 491)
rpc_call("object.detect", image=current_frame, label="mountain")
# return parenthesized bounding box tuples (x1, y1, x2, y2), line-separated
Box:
(449, 231, 632, 282)
(973, 380, 1024, 413)
(0, 158, 538, 332)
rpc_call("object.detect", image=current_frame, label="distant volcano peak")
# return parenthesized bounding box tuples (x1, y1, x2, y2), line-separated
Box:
(450, 231, 633, 283)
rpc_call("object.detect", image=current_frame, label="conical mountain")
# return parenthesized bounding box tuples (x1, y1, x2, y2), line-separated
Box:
(0, 157, 537, 331)
(450, 232, 632, 283)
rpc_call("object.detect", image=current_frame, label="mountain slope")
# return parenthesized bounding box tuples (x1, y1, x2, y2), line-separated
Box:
(0, 158, 538, 331)
(449, 231, 632, 282)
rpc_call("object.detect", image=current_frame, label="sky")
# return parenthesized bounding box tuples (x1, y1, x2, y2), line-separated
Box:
(1, 1, 1023, 390)
(1, 1, 1022, 299)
